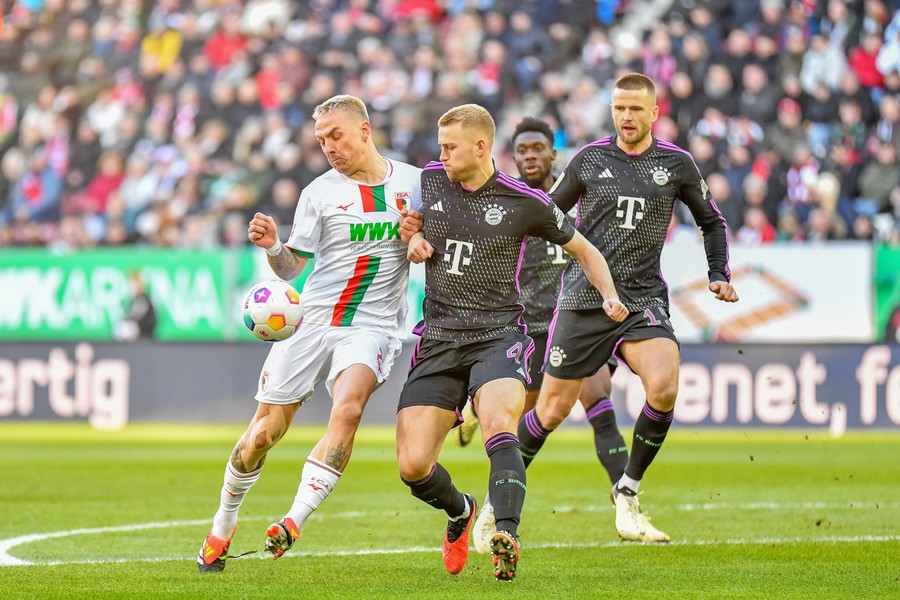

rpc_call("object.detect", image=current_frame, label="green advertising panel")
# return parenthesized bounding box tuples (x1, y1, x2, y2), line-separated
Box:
(874, 246, 900, 343)
(0, 248, 320, 341)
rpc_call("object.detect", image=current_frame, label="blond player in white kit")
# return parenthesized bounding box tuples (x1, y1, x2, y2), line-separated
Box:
(198, 95, 421, 572)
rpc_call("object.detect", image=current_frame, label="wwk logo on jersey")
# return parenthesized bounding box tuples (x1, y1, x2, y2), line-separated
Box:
(548, 346, 567, 368)
(484, 203, 507, 226)
(616, 195, 646, 230)
(444, 239, 473, 275)
(349, 221, 401, 241)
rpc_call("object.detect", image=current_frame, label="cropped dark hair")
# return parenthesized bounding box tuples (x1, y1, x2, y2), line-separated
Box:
(511, 117, 554, 146)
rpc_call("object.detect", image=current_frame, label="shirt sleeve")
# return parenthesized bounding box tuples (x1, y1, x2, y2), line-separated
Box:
(678, 155, 731, 283)
(410, 172, 423, 211)
(285, 187, 320, 258)
(549, 151, 585, 213)
(525, 191, 576, 247)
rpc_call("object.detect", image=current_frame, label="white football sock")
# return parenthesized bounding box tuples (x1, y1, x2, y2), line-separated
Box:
(284, 458, 342, 529)
(617, 474, 641, 494)
(211, 462, 261, 539)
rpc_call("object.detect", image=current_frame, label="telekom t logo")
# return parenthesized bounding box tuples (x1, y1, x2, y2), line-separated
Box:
(444, 239, 474, 275)
(616, 196, 646, 229)
(546, 242, 567, 264)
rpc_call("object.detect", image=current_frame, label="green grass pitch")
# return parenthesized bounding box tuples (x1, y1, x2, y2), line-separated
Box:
(1, 423, 898, 599)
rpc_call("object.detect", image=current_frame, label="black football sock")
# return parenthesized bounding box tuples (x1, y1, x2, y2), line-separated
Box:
(485, 433, 526, 537)
(517, 409, 552, 468)
(585, 398, 628, 484)
(403, 463, 466, 517)
(623, 402, 674, 484)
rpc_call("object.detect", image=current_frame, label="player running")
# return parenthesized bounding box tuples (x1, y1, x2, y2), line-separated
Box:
(469, 117, 630, 553)
(197, 95, 421, 572)
(396, 104, 627, 581)
(520, 73, 739, 542)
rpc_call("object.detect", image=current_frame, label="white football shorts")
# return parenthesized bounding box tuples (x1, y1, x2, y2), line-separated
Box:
(254, 322, 403, 405)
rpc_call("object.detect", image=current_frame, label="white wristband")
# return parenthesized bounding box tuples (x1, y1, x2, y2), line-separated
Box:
(265, 239, 284, 256)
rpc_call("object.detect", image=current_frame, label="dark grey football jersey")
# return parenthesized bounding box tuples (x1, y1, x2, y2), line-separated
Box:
(551, 136, 731, 312)
(519, 231, 568, 335)
(420, 162, 576, 341)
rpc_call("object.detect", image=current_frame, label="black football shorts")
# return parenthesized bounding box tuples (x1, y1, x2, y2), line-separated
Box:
(542, 306, 678, 380)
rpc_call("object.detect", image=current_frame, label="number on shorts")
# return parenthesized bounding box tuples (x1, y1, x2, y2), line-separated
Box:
(506, 342, 523, 364)
(644, 308, 661, 326)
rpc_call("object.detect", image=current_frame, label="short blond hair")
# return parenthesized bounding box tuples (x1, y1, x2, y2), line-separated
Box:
(312, 94, 369, 122)
(438, 104, 495, 143)
(614, 72, 657, 100)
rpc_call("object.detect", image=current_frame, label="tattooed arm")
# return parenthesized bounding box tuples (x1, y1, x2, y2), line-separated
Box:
(248, 212, 308, 280)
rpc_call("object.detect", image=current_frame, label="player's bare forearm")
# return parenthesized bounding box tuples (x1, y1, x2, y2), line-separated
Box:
(400, 209, 424, 243)
(562, 232, 627, 321)
(407, 231, 434, 263)
(267, 250, 306, 281)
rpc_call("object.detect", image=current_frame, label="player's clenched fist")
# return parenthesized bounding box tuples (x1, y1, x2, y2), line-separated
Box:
(248, 212, 278, 249)
(602, 298, 628, 322)
(709, 281, 739, 303)
(407, 233, 434, 263)
(400, 209, 424, 243)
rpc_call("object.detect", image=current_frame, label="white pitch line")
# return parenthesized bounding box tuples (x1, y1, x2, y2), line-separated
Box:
(2, 502, 898, 567)
(4, 535, 900, 568)
(550, 500, 900, 513)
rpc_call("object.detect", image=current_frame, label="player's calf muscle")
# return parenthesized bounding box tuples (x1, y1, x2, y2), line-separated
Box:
(230, 441, 264, 473)
(324, 444, 346, 470)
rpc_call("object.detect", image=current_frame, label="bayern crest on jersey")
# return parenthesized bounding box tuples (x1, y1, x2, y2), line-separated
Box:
(395, 192, 410, 210)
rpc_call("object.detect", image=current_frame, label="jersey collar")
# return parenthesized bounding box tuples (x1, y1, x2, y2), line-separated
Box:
(612, 135, 658, 159)
(456, 161, 499, 197)
(335, 156, 394, 186)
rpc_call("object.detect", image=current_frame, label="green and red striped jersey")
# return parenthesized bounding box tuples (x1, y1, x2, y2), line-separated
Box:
(285, 159, 422, 337)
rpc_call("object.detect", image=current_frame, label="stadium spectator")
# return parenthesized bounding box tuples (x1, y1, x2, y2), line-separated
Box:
(736, 206, 778, 245)
(115, 270, 158, 341)
(7, 146, 62, 224)
(855, 140, 900, 214)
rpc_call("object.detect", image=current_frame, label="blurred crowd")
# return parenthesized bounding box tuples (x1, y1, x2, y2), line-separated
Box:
(0, 0, 899, 249)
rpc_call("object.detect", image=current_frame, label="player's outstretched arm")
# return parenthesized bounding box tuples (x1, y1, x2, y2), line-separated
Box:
(399, 209, 424, 243)
(248, 212, 307, 280)
(709, 280, 739, 303)
(561, 231, 628, 322)
(407, 231, 434, 264)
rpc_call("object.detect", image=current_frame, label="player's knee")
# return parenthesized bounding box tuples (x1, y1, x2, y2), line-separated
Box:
(249, 421, 283, 452)
(647, 381, 678, 412)
(537, 398, 570, 429)
(541, 408, 566, 429)
(397, 452, 431, 483)
(330, 397, 366, 428)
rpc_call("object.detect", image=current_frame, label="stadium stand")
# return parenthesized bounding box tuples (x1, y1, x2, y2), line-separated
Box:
(0, 0, 898, 248)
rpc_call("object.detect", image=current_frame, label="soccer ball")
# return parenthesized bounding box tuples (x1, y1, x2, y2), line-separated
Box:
(242, 280, 304, 342)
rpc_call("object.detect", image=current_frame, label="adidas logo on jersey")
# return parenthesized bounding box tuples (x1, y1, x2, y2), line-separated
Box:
(598, 168, 613, 179)
(430, 201, 444, 212)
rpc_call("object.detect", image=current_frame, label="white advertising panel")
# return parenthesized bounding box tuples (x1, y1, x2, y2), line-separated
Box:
(661, 236, 872, 342)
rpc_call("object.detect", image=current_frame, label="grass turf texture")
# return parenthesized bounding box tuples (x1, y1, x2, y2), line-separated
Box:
(1, 423, 898, 599)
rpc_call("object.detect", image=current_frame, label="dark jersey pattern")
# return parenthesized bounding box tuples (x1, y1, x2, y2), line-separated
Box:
(420, 162, 576, 341)
(551, 136, 730, 312)
(519, 234, 568, 335)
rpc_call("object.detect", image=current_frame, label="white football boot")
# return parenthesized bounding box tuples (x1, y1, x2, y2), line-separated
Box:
(611, 485, 670, 543)
(472, 494, 495, 554)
